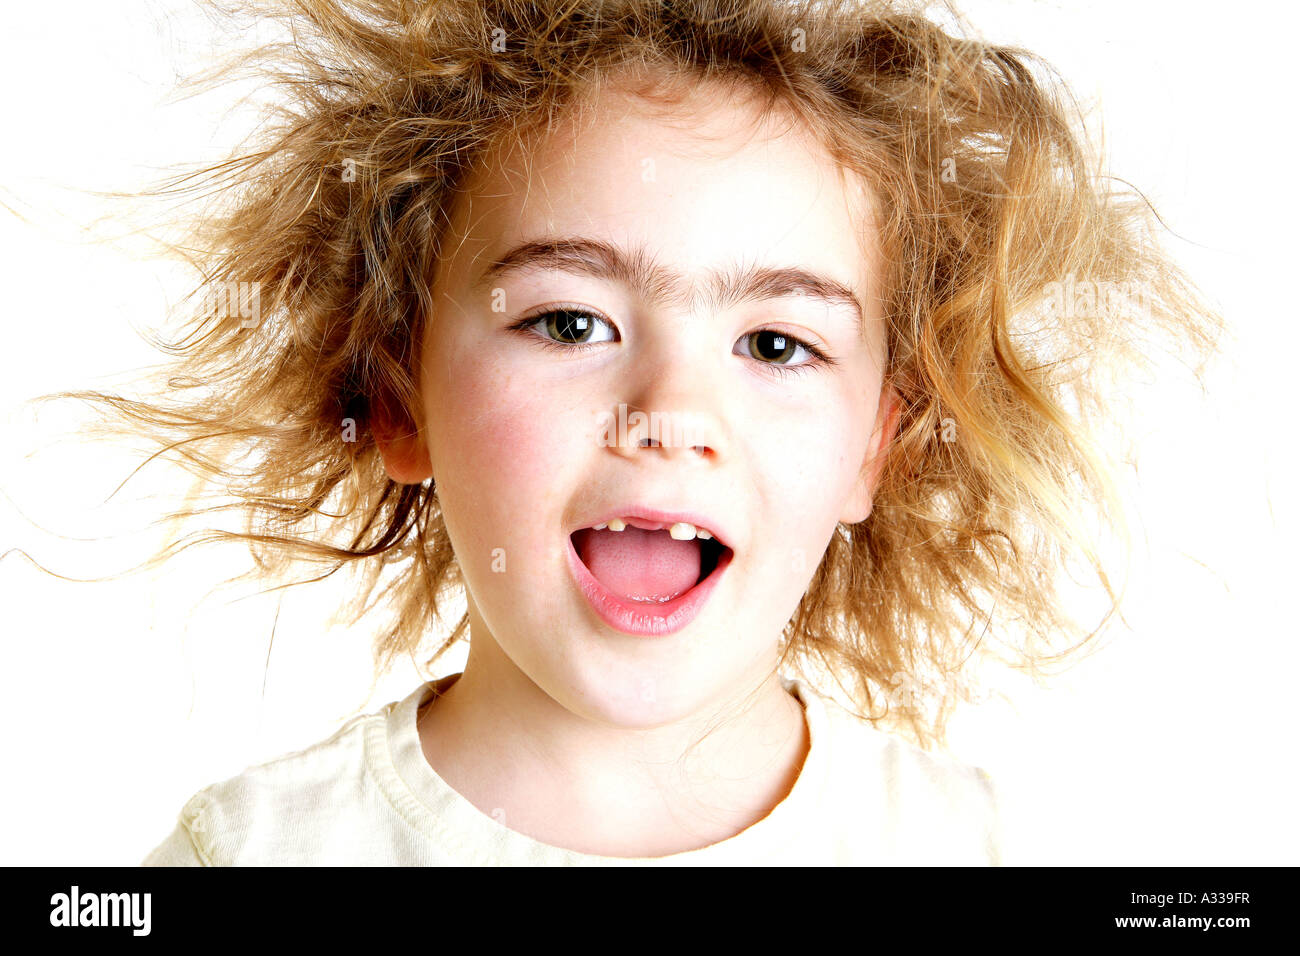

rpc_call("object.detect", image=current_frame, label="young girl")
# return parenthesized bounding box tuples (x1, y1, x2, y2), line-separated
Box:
(52, 0, 1221, 864)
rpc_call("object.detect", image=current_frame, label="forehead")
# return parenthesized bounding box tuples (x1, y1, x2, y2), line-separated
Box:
(435, 75, 883, 341)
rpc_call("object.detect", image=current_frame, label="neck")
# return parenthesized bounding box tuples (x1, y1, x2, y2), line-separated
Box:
(416, 606, 809, 857)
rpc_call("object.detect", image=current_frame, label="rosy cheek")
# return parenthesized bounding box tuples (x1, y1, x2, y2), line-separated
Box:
(438, 353, 574, 512)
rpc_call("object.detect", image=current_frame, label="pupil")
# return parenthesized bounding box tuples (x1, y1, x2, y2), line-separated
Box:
(549, 310, 591, 343)
(753, 330, 793, 363)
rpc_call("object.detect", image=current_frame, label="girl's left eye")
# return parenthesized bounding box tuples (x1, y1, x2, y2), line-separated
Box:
(508, 307, 832, 376)
(734, 329, 829, 377)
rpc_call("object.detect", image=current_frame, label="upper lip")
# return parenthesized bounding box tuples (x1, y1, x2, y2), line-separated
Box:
(571, 506, 734, 551)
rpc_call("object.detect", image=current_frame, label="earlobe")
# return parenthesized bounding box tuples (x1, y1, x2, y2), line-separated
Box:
(838, 386, 901, 525)
(371, 393, 433, 485)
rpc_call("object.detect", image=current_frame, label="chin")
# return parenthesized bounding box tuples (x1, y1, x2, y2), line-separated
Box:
(543, 651, 760, 733)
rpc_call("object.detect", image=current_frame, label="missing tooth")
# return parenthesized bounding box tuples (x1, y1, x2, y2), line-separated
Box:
(697, 536, 723, 584)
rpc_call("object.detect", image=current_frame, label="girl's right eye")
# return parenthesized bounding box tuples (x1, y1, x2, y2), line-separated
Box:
(508, 307, 618, 351)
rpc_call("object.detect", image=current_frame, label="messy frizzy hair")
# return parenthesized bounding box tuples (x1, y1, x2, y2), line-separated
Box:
(37, 0, 1225, 750)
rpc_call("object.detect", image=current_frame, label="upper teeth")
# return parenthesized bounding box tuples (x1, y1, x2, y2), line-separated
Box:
(592, 519, 713, 541)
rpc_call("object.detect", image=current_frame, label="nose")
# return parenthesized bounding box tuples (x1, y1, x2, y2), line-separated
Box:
(603, 332, 727, 463)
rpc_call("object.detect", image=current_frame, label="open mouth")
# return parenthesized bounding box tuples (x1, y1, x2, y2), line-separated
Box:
(570, 527, 729, 602)
(565, 524, 735, 636)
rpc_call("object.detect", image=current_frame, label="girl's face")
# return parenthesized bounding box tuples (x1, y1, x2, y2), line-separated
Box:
(393, 79, 895, 727)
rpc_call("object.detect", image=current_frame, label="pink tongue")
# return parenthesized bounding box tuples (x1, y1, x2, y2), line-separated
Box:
(575, 527, 702, 603)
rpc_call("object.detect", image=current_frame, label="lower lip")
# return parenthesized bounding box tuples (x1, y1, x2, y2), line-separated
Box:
(564, 533, 733, 637)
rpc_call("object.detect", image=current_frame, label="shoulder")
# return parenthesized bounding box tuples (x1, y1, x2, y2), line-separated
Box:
(142, 704, 389, 867)
(804, 685, 1002, 865)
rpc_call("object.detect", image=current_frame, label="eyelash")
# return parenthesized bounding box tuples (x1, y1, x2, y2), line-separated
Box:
(507, 306, 837, 377)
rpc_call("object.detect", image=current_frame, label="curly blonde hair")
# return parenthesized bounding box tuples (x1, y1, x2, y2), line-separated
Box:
(40, 0, 1226, 750)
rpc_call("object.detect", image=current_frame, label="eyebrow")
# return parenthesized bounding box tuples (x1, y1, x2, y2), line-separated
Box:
(471, 236, 866, 335)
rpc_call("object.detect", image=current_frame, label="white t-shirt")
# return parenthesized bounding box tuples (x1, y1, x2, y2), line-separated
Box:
(142, 674, 1001, 865)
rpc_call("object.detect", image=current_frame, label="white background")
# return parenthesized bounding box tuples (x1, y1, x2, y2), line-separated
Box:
(0, 0, 1294, 865)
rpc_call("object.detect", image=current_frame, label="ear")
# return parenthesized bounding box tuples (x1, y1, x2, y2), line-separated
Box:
(371, 391, 433, 484)
(838, 384, 901, 525)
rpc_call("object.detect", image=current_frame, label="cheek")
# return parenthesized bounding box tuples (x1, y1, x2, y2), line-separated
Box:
(430, 349, 583, 524)
(760, 400, 857, 490)
(747, 389, 869, 552)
